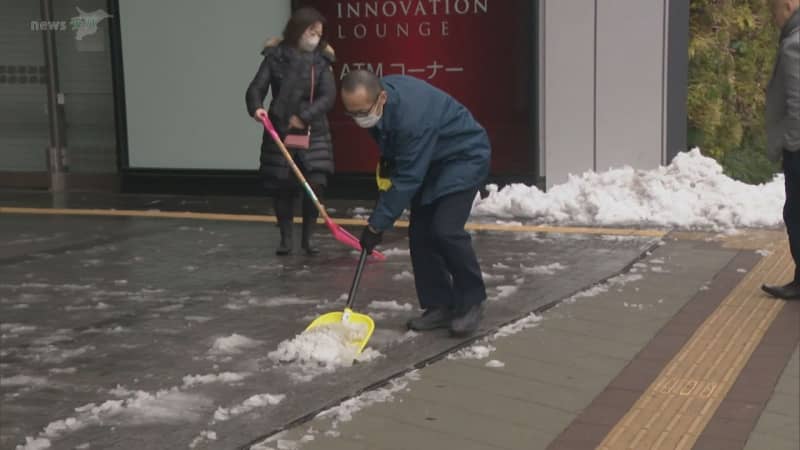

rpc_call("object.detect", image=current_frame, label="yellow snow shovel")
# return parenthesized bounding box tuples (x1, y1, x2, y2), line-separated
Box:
(305, 248, 375, 354)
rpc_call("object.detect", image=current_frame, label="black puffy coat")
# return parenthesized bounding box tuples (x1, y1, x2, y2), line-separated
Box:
(245, 40, 336, 185)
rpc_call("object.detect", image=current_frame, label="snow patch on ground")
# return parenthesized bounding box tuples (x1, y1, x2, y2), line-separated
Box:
(213, 393, 285, 422)
(182, 372, 250, 388)
(520, 262, 567, 275)
(367, 300, 413, 311)
(485, 360, 505, 368)
(494, 314, 543, 338)
(491, 285, 519, 300)
(247, 296, 317, 307)
(189, 430, 217, 448)
(1, 375, 48, 387)
(305, 371, 420, 432)
(391, 271, 414, 281)
(18, 388, 212, 448)
(482, 272, 505, 282)
(0, 323, 37, 334)
(382, 248, 411, 256)
(449, 344, 496, 360)
(209, 334, 262, 355)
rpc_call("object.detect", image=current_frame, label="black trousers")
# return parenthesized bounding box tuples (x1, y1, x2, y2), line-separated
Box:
(784, 150, 800, 283)
(409, 188, 486, 311)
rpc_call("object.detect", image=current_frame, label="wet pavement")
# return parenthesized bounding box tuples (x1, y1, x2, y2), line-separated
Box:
(0, 212, 658, 449)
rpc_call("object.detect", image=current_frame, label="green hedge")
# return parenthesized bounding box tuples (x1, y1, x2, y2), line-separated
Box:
(688, 0, 781, 183)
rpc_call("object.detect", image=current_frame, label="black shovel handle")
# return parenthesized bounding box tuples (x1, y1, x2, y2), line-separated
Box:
(345, 249, 369, 309)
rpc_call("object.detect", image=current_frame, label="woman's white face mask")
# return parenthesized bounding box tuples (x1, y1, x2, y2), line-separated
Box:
(299, 32, 320, 52)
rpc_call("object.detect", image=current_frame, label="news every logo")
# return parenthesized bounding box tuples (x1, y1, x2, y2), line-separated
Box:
(30, 7, 112, 40)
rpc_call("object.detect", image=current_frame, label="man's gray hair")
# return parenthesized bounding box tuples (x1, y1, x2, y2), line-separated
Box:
(341, 70, 383, 98)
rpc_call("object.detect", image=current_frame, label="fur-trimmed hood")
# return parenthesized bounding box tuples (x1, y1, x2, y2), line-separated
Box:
(261, 37, 335, 63)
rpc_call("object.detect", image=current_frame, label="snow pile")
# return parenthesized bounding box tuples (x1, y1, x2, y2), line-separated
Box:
(368, 300, 414, 311)
(209, 334, 262, 355)
(213, 393, 286, 422)
(471, 149, 784, 230)
(485, 360, 505, 368)
(268, 323, 382, 380)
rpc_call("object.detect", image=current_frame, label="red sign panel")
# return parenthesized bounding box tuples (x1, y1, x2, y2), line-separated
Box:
(301, 0, 533, 175)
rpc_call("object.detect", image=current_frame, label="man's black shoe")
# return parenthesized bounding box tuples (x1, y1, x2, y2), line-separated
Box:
(762, 282, 800, 300)
(449, 303, 484, 337)
(407, 307, 454, 331)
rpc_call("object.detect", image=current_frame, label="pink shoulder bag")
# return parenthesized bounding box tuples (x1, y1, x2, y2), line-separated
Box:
(284, 64, 315, 150)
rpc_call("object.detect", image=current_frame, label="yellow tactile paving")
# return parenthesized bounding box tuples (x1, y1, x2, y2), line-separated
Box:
(0, 206, 667, 237)
(598, 243, 792, 450)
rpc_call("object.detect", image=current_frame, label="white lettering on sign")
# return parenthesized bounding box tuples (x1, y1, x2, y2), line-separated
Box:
(338, 21, 449, 39)
(336, 0, 488, 18)
(339, 61, 463, 80)
(334, 0, 487, 39)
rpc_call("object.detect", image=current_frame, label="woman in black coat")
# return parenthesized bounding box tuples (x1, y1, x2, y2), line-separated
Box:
(245, 7, 336, 255)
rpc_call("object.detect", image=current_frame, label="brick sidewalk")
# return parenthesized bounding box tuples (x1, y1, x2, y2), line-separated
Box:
(254, 234, 799, 450)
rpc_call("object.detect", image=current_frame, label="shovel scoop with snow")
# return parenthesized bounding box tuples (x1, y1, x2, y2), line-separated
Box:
(304, 248, 375, 354)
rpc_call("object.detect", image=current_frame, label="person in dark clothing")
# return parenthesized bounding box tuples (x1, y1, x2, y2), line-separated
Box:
(341, 70, 490, 337)
(245, 7, 336, 256)
(763, 0, 800, 299)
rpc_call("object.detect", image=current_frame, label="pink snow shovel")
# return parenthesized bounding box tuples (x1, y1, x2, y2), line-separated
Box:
(260, 115, 386, 261)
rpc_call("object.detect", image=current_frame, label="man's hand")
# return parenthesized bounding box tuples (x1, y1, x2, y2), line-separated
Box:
(254, 108, 268, 122)
(289, 115, 306, 130)
(359, 225, 383, 254)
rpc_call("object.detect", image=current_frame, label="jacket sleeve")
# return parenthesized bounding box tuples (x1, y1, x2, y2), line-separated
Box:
(368, 127, 437, 232)
(245, 57, 271, 117)
(782, 32, 800, 151)
(299, 64, 336, 124)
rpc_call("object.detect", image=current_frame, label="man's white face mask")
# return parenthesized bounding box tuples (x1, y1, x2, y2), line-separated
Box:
(350, 92, 384, 128)
(354, 112, 381, 128)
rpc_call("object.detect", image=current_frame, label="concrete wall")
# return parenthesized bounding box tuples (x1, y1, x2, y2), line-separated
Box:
(0, 0, 48, 172)
(541, 0, 674, 188)
(0, 0, 117, 175)
(119, 0, 291, 170)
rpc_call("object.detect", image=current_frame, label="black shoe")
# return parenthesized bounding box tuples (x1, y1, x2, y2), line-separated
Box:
(449, 303, 484, 337)
(407, 307, 454, 331)
(276, 220, 293, 256)
(762, 282, 800, 300)
(301, 189, 321, 256)
(301, 222, 320, 256)
(301, 239, 320, 256)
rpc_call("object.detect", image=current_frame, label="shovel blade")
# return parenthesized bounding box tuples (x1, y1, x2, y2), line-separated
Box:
(305, 309, 375, 354)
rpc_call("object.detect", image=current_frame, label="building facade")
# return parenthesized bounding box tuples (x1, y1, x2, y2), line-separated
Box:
(0, 0, 688, 194)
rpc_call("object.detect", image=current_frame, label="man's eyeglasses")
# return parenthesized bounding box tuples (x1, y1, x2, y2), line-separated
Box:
(344, 92, 381, 118)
